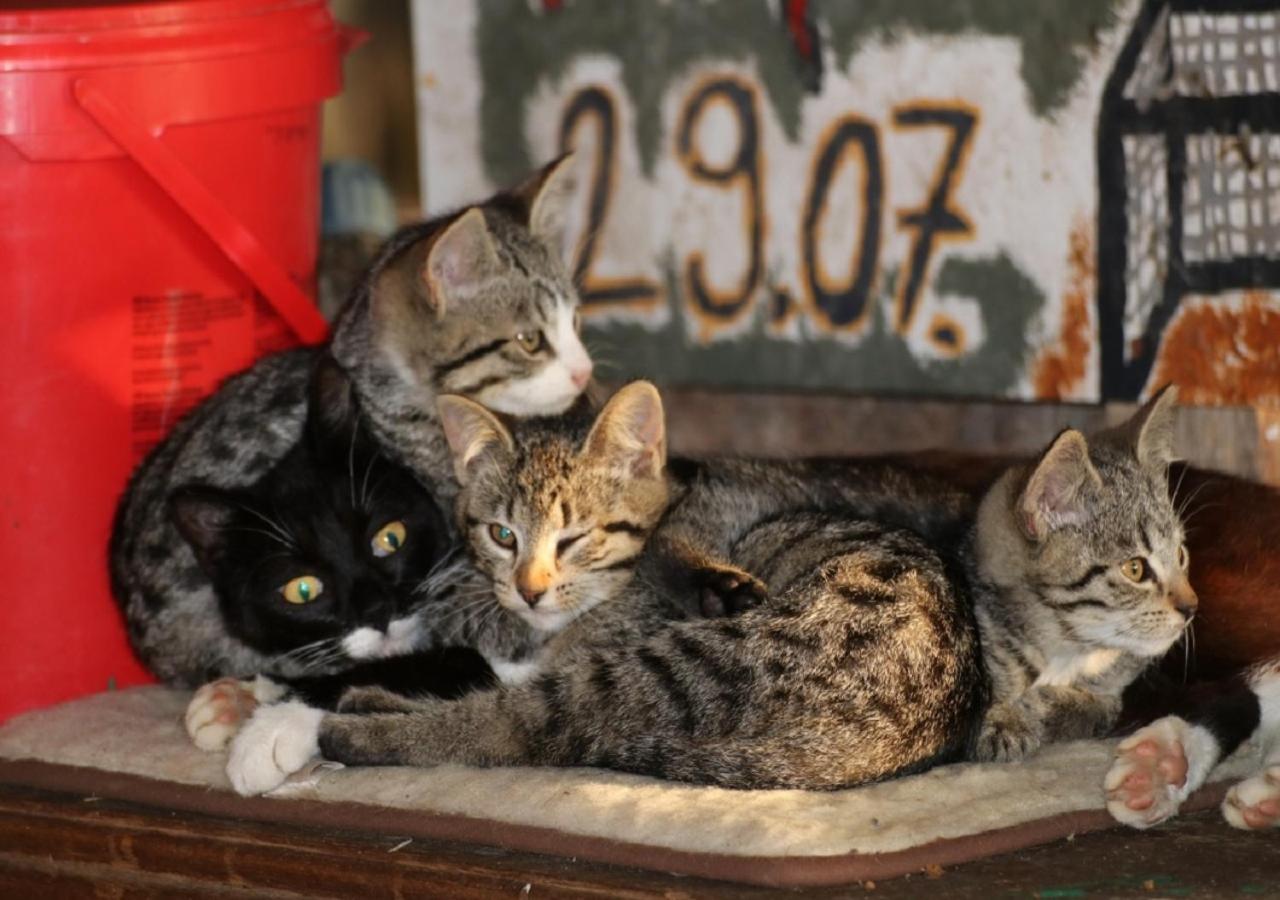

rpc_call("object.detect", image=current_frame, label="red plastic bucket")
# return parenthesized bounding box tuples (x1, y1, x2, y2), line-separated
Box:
(0, 0, 356, 721)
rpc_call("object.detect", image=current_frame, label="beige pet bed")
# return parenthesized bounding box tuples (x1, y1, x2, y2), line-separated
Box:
(0, 687, 1258, 888)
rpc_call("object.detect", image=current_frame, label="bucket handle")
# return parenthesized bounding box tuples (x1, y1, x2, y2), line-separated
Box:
(73, 78, 330, 345)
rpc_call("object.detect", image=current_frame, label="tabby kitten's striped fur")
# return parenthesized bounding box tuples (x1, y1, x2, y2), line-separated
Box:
(226, 388, 1193, 794)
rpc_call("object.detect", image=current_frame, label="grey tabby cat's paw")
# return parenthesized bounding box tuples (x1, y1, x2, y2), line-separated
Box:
(336, 685, 423, 715)
(694, 564, 768, 618)
(974, 704, 1044, 762)
(1222, 765, 1280, 830)
(185, 676, 287, 752)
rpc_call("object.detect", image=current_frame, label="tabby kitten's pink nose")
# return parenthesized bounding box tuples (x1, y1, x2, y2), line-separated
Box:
(519, 587, 545, 608)
(571, 364, 593, 389)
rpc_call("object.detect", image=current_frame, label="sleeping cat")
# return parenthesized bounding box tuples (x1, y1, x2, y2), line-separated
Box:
(223, 386, 1191, 795)
(1106, 655, 1280, 831)
(110, 155, 592, 685)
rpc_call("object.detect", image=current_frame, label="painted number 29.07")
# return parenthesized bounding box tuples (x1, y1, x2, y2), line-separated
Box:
(559, 78, 977, 345)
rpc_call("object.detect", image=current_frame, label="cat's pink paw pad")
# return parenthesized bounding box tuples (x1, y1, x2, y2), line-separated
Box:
(185, 677, 286, 751)
(1223, 766, 1280, 830)
(1105, 719, 1191, 829)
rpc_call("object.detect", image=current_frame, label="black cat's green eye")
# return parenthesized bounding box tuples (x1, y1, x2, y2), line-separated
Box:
(1178, 544, 1190, 570)
(1120, 558, 1148, 583)
(514, 330, 544, 354)
(371, 520, 407, 558)
(281, 575, 323, 605)
(489, 523, 517, 549)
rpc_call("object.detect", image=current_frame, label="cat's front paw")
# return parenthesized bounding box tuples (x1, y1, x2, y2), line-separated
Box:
(1222, 765, 1280, 830)
(226, 702, 323, 796)
(1105, 718, 1193, 828)
(185, 676, 287, 751)
(975, 703, 1044, 762)
(693, 563, 767, 618)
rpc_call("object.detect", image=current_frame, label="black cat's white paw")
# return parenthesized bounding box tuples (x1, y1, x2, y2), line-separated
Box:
(226, 702, 323, 795)
(1105, 717, 1200, 828)
(975, 703, 1044, 762)
(185, 676, 287, 752)
(1222, 765, 1280, 830)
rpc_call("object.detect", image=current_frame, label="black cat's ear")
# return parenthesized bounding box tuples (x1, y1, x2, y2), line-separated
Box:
(169, 485, 239, 571)
(582, 381, 666, 480)
(1017, 429, 1102, 541)
(514, 152, 578, 252)
(423, 208, 502, 316)
(437, 394, 515, 485)
(307, 352, 359, 447)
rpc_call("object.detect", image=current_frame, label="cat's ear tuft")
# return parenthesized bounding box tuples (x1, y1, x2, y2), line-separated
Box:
(515, 153, 578, 252)
(1017, 429, 1102, 541)
(169, 486, 239, 571)
(583, 381, 666, 480)
(437, 395, 515, 485)
(423, 208, 502, 315)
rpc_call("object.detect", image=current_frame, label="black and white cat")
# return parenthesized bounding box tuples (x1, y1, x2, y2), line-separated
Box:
(110, 155, 591, 687)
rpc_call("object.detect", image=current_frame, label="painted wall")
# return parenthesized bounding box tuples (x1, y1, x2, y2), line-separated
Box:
(413, 0, 1280, 404)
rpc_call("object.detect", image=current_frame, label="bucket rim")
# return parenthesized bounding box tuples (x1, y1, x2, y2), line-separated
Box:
(0, 0, 325, 35)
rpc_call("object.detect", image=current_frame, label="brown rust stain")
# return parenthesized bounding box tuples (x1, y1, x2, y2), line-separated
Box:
(1033, 216, 1094, 399)
(1150, 290, 1280, 406)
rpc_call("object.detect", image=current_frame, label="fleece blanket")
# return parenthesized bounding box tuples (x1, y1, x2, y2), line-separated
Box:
(0, 687, 1260, 887)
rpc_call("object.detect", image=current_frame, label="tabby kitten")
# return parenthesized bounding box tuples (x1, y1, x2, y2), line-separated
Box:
(970, 387, 1194, 761)
(110, 156, 591, 686)
(226, 388, 1193, 795)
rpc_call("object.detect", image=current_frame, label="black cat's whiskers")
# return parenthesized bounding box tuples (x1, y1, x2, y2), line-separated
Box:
(273, 636, 346, 673)
(413, 551, 471, 599)
(234, 504, 297, 551)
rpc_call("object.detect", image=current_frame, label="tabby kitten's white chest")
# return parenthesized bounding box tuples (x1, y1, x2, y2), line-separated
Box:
(1034, 648, 1124, 689)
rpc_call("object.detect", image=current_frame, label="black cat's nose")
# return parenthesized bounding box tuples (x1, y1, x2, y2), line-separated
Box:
(519, 588, 544, 608)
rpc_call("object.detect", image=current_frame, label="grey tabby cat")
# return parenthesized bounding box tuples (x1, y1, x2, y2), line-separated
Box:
(110, 156, 591, 686)
(226, 386, 1192, 794)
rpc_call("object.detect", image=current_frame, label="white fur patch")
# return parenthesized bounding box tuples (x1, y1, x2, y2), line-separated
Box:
(481, 302, 590, 416)
(483, 649, 546, 685)
(226, 702, 324, 796)
(1034, 649, 1123, 688)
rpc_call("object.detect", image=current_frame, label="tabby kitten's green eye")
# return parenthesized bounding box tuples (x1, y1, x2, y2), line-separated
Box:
(1178, 544, 1190, 570)
(281, 575, 324, 605)
(514, 330, 544, 354)
(1120, 558, 1148, 583)
(371, 520, 407, 557)
(489, 523, 517, 550)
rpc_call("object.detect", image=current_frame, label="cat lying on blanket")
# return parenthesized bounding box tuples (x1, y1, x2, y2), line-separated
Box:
(224, 385, 1195, 795)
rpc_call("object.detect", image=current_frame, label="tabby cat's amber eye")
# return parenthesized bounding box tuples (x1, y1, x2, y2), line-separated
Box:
(372, 520, 407, 558)
(489, 523, 517, 549)
(1178, 544, 1190, 570)
(514, 330, 544, 354)
(281, 575, 324, 605)
(1120, 558, 1148, 583)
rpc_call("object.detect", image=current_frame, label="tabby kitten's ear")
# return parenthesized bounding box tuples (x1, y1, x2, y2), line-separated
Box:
(1127, 384, 1178, 471)
(169, 485, 239, 571)
(423, 208, 502, 315)
(437, 395, 516, 485)
(514, 153, 578, 252)
(1017, 429, 1102, 541)
(582, 381, 666, 480)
